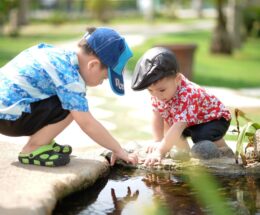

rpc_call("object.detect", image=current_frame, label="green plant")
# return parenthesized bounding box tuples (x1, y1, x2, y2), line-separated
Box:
(47, 12, 68, 25)
(185, 166, 234, 215)
(243, 6, 260, 37)
(235, 109, 260, 165)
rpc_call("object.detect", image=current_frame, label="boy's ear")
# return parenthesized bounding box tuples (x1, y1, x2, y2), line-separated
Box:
(87, 59, 100, 70)
(175, 73, 182, 83)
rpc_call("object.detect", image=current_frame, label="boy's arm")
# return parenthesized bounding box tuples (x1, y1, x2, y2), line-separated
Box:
(71, 110, 138, 165)
(152, 110, 164, 141)
(146, 111, 164, 153)
(144, 121, 187, 166)
(158, 121, 187, 156)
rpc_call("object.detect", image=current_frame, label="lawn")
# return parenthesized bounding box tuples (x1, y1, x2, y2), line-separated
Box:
(127, 31, 260, 88)
(1, 23, 259, 89)
(0, 23, 83, 66)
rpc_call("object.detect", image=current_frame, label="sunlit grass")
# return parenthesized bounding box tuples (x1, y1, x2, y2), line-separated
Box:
(2, 22, 259, 89)
(0, 23, 83, 66)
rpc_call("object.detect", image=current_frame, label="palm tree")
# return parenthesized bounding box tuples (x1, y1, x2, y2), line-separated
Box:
(17, 0, 30, 26)
(210, 0, 233, 54)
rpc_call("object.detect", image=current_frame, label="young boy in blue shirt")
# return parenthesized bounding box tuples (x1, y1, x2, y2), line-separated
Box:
(0, 27, 138, 167)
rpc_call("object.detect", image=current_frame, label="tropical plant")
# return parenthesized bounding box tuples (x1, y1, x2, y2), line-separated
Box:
(210, 0, 232, 54)
(235, 109, 260, 165)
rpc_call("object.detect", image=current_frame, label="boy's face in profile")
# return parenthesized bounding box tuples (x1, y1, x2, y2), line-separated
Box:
(147, 74, 180, 102)
(87, 62, 108, 86)
(79, 54, 108, 87)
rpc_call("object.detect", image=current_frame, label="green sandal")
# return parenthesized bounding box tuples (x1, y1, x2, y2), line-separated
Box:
(50, 140, 72, 155)
(18, 144, 70, 167)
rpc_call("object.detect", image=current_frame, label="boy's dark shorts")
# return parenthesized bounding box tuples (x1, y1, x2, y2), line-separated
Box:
(0, 96, 69, 137)
(182, 117, 230, 143)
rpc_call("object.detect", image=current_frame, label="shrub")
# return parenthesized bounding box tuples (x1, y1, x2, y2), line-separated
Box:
(243, 6, 260, 37)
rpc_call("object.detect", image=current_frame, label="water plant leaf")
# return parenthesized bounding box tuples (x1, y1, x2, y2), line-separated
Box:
(184, 166, 234, 215)
(235, 122, 260, 164)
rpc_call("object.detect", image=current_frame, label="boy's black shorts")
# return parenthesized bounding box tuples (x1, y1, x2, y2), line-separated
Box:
(0, 96, 69, 137)
(182, 117, 231, 143)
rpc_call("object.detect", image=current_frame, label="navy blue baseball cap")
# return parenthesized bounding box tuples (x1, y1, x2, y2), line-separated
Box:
(84, 27, 133, 95)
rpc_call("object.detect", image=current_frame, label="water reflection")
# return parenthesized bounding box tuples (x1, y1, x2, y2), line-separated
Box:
(219, 176, 260, 215)
(53, 176, 108, 215)
(108, 186, 139, 215)
(53, 169, 260, 215)
(142, 172, 204, 215)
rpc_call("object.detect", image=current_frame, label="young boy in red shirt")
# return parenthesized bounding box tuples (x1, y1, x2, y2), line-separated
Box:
(131, 47, 233, 166)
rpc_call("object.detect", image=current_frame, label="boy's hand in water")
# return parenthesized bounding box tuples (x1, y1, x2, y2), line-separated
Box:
(145, 141, 160, 154)
(143, 149, 163, 166)
(110, 149, 138, 166)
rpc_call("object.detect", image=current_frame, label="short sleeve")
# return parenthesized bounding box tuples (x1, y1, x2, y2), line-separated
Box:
(56, 82, 88, 112)
(151, 96, 159, 112)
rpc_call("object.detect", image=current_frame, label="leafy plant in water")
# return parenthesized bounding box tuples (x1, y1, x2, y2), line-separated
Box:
(234, 109, 260, 165)
(185, 166, 234, 215)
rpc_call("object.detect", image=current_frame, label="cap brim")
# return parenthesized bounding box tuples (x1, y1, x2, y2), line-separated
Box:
(107, 40, 133, 96)
(108, 67, 124, 95)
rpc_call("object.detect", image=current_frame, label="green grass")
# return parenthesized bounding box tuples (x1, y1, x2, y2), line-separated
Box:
(225, 108, 260, 141)
(1, 24, 259, 88)
(0, 23, 83, 66)
(0, 34, 78, 66)
(127, 31, 260, 88)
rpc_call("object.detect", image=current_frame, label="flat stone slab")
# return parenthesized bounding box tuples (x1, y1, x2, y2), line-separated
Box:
(0, 141, 109, 215)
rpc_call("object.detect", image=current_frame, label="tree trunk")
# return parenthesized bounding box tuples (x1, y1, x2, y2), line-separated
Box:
(0, 19, 3, 36)
(210, 0, 233, 54)
(139, 0, 155, 22)
(8, 9, 20, 37)
(227, 0, 243, 49)
(79, 0, 85, 12)
(66, 0, 73, 13)
(17, 0, 30, 26)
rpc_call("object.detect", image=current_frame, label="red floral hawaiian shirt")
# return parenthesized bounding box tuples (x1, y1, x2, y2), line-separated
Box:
(151, 74, 231, 127)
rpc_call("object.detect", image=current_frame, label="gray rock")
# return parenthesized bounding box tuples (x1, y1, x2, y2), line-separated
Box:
(191, 140, 221, 159)
(168, 148, 190, 161)
(219, 146, 235, 158)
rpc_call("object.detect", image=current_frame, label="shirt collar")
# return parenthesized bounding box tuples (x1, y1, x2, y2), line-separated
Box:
(70, 52, 79, 68)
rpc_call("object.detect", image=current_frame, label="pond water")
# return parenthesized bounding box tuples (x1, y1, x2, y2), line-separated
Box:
(53, 168, 260, 215)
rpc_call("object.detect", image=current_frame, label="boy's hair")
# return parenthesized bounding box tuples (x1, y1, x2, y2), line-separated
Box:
(78, 27, 106, 68)
(131, 47, 179, 91)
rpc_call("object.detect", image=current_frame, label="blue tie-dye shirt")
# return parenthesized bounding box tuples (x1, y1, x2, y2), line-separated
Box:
(0, 43, 88, 121)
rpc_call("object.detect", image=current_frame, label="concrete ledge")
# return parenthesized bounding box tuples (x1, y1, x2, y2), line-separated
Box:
(0, 142, 109, 215)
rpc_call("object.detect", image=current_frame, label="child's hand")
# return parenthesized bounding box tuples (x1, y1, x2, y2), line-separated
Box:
(143, 150, 163, 166)
(110, 150, 138, 166)
(146, 141, 160, 154)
